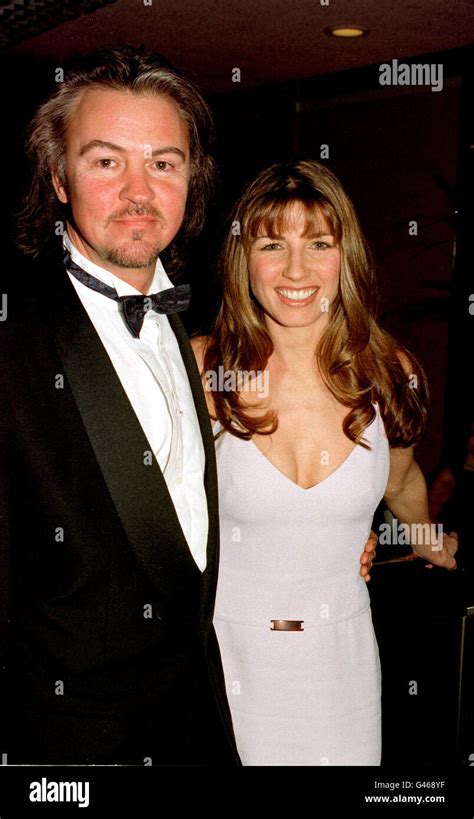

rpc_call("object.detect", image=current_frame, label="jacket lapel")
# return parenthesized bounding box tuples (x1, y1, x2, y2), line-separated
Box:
(53, 277, 202, 621)
(167, 314, 220, 632)
(167, 314, 239, 759)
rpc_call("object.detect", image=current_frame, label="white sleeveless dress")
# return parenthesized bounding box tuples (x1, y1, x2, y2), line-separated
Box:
(213, 402, 390, 766)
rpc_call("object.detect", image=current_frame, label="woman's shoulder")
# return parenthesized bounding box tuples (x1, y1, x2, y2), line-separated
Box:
(189, 334, 210, 374)
(189, 334, 216, 417)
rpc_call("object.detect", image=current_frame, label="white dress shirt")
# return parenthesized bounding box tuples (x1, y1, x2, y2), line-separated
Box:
(63, 232, 208, 572)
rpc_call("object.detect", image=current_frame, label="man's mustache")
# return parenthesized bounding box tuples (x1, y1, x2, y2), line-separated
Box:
(107, 206, 165, 224)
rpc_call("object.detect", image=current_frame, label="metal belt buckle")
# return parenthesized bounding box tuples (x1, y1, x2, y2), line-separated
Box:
(271, 619, 304, 631)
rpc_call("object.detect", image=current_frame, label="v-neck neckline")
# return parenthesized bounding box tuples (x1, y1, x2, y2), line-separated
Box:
(248, 403, 378, 492)
(249, 436, 361, 492)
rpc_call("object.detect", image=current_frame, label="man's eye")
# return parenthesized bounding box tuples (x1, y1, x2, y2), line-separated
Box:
(95, 158, 116, 168)
(154, 160, 172, 171)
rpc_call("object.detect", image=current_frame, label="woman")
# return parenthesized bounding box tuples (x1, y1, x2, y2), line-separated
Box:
(191, 160, 457, 766)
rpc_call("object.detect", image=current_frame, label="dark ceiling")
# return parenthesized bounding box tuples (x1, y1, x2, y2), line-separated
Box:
(4, 0, 474, 92)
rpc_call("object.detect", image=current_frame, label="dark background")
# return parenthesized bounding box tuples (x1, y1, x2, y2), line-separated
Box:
(1, 0, 473, 771)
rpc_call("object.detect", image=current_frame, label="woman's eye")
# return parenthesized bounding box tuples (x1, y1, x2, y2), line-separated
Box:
(312, 240, 330, 250)
(260, 242, 282, 251)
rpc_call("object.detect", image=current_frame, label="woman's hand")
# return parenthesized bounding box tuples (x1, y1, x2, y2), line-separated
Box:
(412, 530, 458, 570)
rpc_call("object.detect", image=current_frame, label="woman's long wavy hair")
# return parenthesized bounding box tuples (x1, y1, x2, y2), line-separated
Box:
(16, 45, 217, 273)
(203, 160, 428, 448)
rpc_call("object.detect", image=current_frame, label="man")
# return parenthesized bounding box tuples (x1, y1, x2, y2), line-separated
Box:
(0, 46, 376, 765)
(0, 45, 240, 766)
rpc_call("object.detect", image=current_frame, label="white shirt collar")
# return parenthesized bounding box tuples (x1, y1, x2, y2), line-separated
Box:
(63, 231, 174, 297)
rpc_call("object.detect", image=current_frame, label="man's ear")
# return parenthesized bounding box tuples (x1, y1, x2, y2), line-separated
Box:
(51, 166, 68, 204)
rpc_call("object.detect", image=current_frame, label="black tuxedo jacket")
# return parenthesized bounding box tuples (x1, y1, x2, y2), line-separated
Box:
(0, 251, 240, 766)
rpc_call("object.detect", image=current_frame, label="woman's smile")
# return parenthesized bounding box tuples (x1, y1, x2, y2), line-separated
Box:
(274, 285, 320, 306)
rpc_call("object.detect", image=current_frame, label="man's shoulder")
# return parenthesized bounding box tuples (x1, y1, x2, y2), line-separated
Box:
(2, 246, 69, 305)
(1, 245, 65, 285)
(0, 247, 71, 350)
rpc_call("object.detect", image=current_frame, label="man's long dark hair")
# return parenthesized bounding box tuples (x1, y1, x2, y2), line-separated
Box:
(16, 45, 217, 273)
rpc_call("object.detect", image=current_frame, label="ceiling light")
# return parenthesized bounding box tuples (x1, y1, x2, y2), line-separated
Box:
(325, 26, 368, 38)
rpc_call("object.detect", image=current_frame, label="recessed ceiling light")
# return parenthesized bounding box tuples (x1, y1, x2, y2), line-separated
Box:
(325, 25, 368, 38)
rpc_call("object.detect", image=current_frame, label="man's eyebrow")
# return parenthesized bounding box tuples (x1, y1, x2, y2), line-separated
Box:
(78, 140, 125, 157)
(150, 146, 186, 161)
(78, 140, 186, 161)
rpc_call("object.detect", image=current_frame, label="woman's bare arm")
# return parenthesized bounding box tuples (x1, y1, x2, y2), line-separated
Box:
(384, 446, 457, 569)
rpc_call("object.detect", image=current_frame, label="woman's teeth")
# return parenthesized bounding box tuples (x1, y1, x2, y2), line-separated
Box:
(276, 287, 319, 301)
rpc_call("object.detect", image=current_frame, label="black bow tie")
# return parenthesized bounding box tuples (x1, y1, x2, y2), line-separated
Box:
(63, 249, 191, 338)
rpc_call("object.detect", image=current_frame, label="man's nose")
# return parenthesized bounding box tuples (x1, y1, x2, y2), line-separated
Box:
(120, 166, 155, 204)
